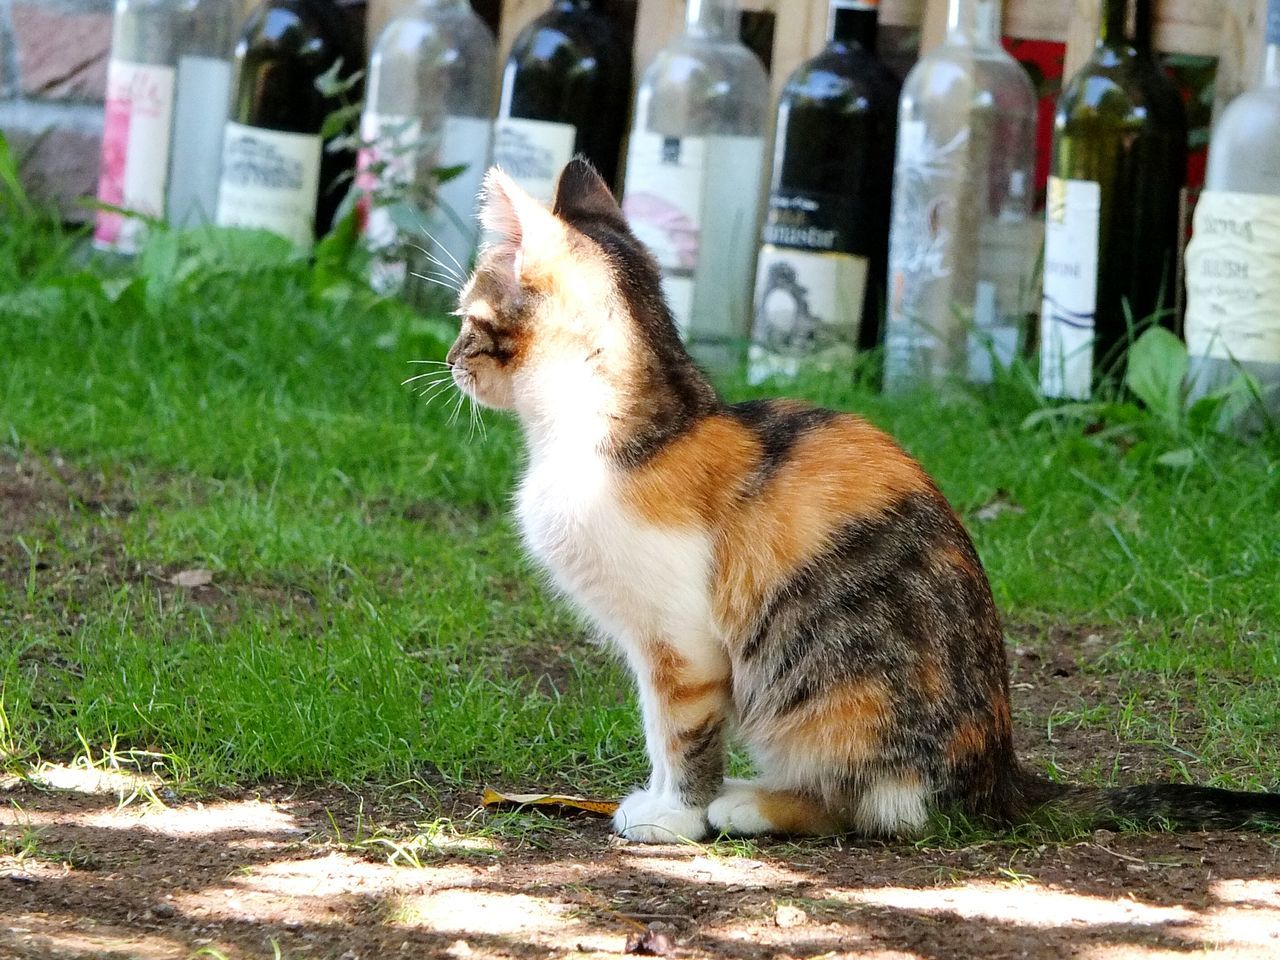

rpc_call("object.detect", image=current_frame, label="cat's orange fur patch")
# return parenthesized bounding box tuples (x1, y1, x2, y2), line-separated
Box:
(915, 657, 947, 701)
(935, 543, 982, 580)
(945, 719, 992, 766)
(755, 789, 839, 835)
(619, 411, 934, 639)
(774, 677, 891, 764)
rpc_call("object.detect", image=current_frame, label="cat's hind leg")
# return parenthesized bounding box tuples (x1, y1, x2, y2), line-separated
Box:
(707, 780, 839, 837)
(707, 771, 931, 838)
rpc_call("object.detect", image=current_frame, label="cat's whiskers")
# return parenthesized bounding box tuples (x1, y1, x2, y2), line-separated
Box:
(417, 379, 457, 408)
(402, 370, 454, 386)
(413, 222, 468, 279)
(415, 270, 463, 293)
(406, 242, 463, 283)
(410, 271, 462, 294)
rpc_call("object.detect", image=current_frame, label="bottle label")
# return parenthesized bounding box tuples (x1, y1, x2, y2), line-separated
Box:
(1185, 190, 1280, 365)
(358, 112, 492, 291)
(1040, 176, 1102, 400)
(216, 122, 324, 250)
(167, 55, 233, 228)
(748, 190, 867, 382)
(94, 59, 178, 253)
(623, 131, 709, 334)
(622, 131, 764, 341)
(491, 117, 577, 205)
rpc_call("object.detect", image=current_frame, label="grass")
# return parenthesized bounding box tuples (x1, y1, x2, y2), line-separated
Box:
(1, 162, 1278, 822)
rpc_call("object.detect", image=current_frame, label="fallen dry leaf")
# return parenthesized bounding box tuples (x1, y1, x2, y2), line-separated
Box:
(974, 489, 1027, 522)
(171, 569, 213, 588)
(481, 788, 619, 818)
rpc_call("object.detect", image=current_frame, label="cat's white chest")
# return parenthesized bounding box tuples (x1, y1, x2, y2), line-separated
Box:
(516, 453, 714, 644)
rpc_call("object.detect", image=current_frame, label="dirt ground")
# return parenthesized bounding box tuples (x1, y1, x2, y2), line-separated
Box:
(3, 456, 1280, 959)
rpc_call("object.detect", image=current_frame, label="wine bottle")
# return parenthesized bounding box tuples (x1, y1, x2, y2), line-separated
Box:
(883, 0, 1038, 389)
(749, 0, 899, 383)
(492, 0, 632, 203)
(358, 0, 496, 296)
(1039, 0, 1187, 400)
(216, 0, 364, 249)
(622, 0, 768, 369)
(94, 0, 192, 253)
(1184, 0, 1280, 420)
(166, 0, 237, 228)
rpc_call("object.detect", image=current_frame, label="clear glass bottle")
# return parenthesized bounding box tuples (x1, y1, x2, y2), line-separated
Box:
(166, 0, 237, 228)
(94, 0, 195, 253)
(492, 0, 632, 203)
(358, 0, 496, 297)
(749, 0, 899, 383)
(1184, 0, 1280, 420)
(621, 0, 769, 371)
(1039, 0, 1187, 400)
(883, 0, 1038, 389)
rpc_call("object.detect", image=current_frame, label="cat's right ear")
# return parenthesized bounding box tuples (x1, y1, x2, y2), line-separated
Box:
(479, 167, 561, 254)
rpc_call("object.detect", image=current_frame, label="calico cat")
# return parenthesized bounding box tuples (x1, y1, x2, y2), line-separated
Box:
(445, 157, 1280, 842)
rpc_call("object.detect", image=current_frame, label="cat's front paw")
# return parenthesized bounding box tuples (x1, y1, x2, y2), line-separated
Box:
(613, 789, 707, 843)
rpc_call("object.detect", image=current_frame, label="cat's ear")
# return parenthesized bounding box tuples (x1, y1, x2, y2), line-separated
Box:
(552, 156, 624, 226)
(479, 167, 561, 251)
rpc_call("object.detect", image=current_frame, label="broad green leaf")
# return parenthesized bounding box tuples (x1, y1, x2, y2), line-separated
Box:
(1125, 327, 1188, 425)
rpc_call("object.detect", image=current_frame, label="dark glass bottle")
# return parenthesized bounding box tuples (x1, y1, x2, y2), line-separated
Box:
(1039, 0, 1187, 399)
(749, 0, 899, 380)
(492, 0, 632, 203)
(215, 0, 365, 248)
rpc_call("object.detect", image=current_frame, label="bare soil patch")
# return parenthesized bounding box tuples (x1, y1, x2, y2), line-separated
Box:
(3, 633, 1279, 960)
(4, 453, 1278, 959)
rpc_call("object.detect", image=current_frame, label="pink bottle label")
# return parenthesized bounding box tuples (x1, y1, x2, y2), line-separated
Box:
(94, 60, 177, 253)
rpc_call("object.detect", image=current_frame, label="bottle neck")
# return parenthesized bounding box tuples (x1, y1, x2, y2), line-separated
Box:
(1097, 0, 1130, 50)
(1265, 0, 1280, 87)
(945, 0, 1002, 48)
(686, 0, 739, 39)
(828, 1, 878, 51)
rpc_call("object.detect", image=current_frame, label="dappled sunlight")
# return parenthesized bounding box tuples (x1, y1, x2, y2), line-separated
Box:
(620, 848, 810, 888)
(841, 882, 1198, 929)
(20, 762, 163, 799)
(2, 914, 187, 960)
(393, 888, 592, 941)
(83, 798, 305, 838)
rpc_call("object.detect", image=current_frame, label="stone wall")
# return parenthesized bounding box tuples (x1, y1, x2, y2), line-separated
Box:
(0, 0, 114, 219)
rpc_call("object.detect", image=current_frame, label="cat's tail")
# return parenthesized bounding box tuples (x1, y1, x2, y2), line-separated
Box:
(1008, 769, 1280, 832)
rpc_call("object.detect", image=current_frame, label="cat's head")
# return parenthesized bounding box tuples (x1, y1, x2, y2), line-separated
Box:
(447, 158, 714, 451)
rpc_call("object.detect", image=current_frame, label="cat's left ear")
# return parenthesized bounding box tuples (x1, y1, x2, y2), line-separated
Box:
(480, 167, 559, 247)
(552, 157, 625, 227)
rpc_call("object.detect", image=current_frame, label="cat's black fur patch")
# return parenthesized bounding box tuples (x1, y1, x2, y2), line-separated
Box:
(553, 158, 721, 468)
(728, 400, 840, 489)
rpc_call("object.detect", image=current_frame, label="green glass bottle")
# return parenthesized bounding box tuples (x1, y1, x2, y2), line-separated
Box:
(215, 0, 365, 250)
(1039, 0, 1187, 399)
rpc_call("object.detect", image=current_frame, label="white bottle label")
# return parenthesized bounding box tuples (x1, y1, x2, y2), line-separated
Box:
(358, 112, 491, 291)
(1040, 177, 1102, 400)
(216, 122, 324, 250)
(166, 55, 232, 228)
(623, 130, 708, 334)
(94, 59, 178, 253)
(491, 117, 577, 205)
(1185, 190, 1280, 365)
(623, 129, 764, 341)
(750, 246, 867, 382)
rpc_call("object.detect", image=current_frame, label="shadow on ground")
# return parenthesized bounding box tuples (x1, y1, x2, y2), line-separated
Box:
(2, 771, 1279, 960)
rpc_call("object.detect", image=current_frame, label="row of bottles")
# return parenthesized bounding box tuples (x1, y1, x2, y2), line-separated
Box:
(94, 0, 365, 255)
(91, 0, 1280, 417)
